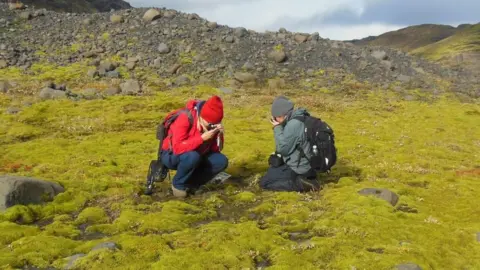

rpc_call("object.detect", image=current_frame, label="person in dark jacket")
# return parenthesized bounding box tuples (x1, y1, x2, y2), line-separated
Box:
(259, 96, 320, 192)
(161, 95, 228, 198)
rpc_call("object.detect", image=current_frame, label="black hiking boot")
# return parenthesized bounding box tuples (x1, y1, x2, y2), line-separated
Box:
(144, 160, 169, 195)
(297, 176, 320, 192)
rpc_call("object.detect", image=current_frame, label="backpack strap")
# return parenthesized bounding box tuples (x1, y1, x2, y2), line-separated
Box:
(159, 109, 194, 157)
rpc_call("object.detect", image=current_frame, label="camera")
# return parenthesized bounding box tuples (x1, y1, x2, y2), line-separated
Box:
(268, 152, 284, 167)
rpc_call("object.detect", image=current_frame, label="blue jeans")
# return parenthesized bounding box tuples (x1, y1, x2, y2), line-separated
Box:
(161, 151, 229, 190)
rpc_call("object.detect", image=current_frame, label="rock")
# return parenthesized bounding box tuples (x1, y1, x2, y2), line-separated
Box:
(34, 9, 47, 17)
(143, 9, 162, 22)
(158, 43, 171, 54)
(396, 263, 422, 270)
(163, 10, 176, 19)
(294, 34, 308, 43)
(120, 80, 141, 95)
(82, 88, 99, 100)
(398, 74, 411, 83)
(268, 50, 287, 63)
(5, 107, 21, 114)
(242, 62, 255, 71)
(168, 63, 181, 74)
(358, 188, 399, 206)
(311, 32, 320, 41)
(207, 22, 218, 29)
(372, 50, 388, 60)
(205, 67, 217, 74)
(104, 87, 121, 96)
(188, 13, 200, 20)
(19, 12, 32, 20)
(110, 15, 123, 24)
(99, 61, 115, 72)
(225, 36, 234, 43)
(234, 72, 257, 83)
(234, 27, 248, 38)
(153, 58, 162, 68)
(106, 71, 120, 78)
(8, 3, 25, 10)
(175, 75, 190, 86)
(268, 78, 286, 89)
(91, 242, 118, 251)
(0, 60, 7, 69)
(126, 62, 136, 70)
(82, 18, 92, 25)
(279, 27, 287, 33)
(218, 87, 233, 94)
(476, 232, 480, 242)
(65, 254, 85, 270)
(0, 175, 64, 211)
(0, 81, 10, 93)
(87, 69, 99, 78)
(39, 88, 67, 100)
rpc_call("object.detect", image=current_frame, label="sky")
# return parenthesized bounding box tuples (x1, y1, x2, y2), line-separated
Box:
(128, 0, 480, 40)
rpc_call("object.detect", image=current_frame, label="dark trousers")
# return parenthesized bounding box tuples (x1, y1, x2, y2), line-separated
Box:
(260, 164, 319, 192)
(161, 151, 228, 190)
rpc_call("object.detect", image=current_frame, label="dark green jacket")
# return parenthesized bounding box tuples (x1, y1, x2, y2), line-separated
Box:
(273, 108, 311, 174)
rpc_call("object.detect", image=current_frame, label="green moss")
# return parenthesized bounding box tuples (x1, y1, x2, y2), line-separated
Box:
(42, 220, 81, 239)
(0, 205, 36, 224)
(232, 191, 257, 205)
(75, 207, 108, 225)
(0, 222, 40, 245)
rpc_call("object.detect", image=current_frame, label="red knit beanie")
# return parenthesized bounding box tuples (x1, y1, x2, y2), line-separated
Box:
(200, 95, 224, 124)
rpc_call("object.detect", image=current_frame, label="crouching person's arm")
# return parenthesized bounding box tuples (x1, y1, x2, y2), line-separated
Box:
(273, 120, 302, 157)
(170, 114, 203, 155)
(209, 131, 224, 153)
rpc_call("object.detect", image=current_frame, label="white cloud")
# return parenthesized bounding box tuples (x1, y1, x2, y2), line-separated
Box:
(125, 0, 456, 40)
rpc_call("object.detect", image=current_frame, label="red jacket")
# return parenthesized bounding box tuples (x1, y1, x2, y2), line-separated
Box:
(161, 100, 224, 155)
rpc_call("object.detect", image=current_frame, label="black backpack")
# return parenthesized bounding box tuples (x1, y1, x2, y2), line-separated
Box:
(294, 114, 337, 173)
(145, 108, 193, 195)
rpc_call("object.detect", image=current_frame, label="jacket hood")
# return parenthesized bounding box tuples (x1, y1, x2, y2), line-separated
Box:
(287, 108, 309, 120)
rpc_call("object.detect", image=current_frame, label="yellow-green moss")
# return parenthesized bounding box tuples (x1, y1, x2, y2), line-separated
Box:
(0, 222, 40, 245)
(75, 207, 108, 225)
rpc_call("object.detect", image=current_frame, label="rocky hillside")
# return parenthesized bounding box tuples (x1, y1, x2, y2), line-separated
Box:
(348, 24, 458, 51)
(7, 0, 131, 13)
(0, 4, 478, 98)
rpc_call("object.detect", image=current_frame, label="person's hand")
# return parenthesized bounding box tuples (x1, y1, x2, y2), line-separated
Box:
(201, 128, 220, 141)
(270, 116, 280, 127)
(215, 124, 224, 133)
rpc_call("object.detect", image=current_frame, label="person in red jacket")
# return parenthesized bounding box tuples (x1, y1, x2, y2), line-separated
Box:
(161, 95, 228, 198)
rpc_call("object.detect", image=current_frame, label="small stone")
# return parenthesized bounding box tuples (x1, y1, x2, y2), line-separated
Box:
(188, 13, 200, 20)
(163, 10, 176, 19)
(175, 75, 190, 86)
(268, 50, 287, 63)
(225, 36, 234, 43)
(268, 78, 286, 89)
(9, 2, 25, 10)
(82, 18, 92, 25)
(120, 80, 141, 95)
(104, 87, 121, 96)
(218, 87, 233, 94)
(279, 27, 287, 33)
(65, 254, 85, 270)
(106, 71, 120, 78)
(6, 107, 21, 114)
(294, 34, 308, 43)
(234, 72, 257, 83)
(99, 61, 115, 72)
(87, 69, 99, 78)
(153, 58, 162, 68)
(39, 88, 67, 100)
(358, 188, 399, 206)
(158, 43, 171, 54)
(234, 27, 248, 38)
(205, 68, 217, 74)
(92, 242, 118, 251)
(34, 9, 47, 17)
(110, 15, 123, 23)
(143, 9, 162, 22)
(82, 88, 99, 100)
(126, 62, 136, 70)
(396, 263, 422, 270)
(168, 63, 181, 74)
(19, 12, 32, 20)
(0, 81, 10, 93)
(242, 62, 255, 71)
(372, 50, 388, 60)
(398, 74, 411, 83)
(207, 22, 218, 29)
(476, 232, 480, 242)
(0, 60, 7, 69)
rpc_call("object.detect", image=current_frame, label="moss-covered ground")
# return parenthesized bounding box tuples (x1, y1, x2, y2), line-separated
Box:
(0, 84, 479, 269)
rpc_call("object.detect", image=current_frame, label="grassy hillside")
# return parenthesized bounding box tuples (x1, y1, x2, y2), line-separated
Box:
(412, 24, 480, 63)
(0, 75, 479, 268)
(349, 24, 457, 51)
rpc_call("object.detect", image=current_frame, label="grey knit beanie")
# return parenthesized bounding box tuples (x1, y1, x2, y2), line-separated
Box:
(271, 96, 294, 117)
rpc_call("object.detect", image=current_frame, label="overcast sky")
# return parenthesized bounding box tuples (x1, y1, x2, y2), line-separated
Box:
(128, 0, 480, 40)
